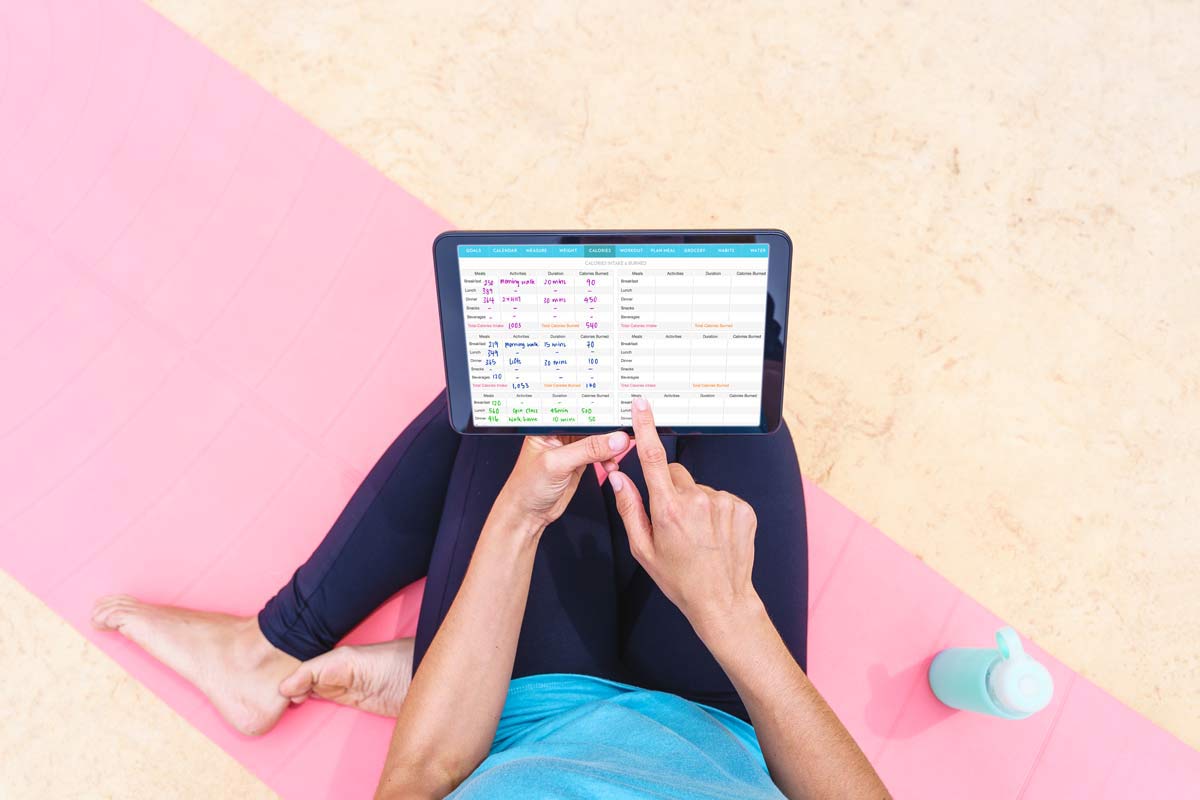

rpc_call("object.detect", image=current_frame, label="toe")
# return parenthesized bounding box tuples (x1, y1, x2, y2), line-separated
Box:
(95, 606, 132, 632)
(280, 648, 361, 705)
(94, 594, 138, 610)
(91, 601, 122, 630)
(279, 663, 316, 699)
(91, 595, 138, 625)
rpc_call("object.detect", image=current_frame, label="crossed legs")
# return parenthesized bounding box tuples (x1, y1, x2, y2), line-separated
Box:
(93, 390, 807, 732)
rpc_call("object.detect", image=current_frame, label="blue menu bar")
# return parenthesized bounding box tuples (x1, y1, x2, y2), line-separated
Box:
(457, 243, 769, 258)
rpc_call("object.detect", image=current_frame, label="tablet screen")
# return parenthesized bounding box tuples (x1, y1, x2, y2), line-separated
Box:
(457, 242, 770, 428)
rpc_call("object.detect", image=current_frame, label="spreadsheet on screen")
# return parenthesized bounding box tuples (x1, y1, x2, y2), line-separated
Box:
(458, 243, 770, 427)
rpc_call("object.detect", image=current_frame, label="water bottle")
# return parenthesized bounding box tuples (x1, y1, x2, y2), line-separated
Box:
(928, 627, 1053, 719)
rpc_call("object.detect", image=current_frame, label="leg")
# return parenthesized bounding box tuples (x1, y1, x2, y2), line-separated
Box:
(258, 391, 461, 659)
(606, 422, 808, 721)
(282, 435, 630, 714)
(93, 390, 462, 734)
(413, 435, 625, 682)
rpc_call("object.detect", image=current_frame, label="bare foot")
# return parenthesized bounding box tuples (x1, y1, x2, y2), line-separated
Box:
(91, 594, 299, 736)
(279, 639, 414, 718)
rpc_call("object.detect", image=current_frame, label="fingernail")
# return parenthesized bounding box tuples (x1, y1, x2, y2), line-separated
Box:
(634, 396, 649, 411)
(608, 432, 628, 452)
(609, 472, 625, 491)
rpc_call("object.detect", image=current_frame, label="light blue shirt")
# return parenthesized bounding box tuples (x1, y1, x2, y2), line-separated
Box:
(450, 673, 785, 799)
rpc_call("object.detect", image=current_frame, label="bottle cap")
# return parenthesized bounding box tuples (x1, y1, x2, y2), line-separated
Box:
(990, 627, 1054, 715)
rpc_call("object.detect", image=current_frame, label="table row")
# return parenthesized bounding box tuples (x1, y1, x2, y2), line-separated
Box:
(469, 392, 763, 427)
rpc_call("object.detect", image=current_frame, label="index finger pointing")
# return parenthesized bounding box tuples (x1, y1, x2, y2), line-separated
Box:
(630, 397, 675, 496)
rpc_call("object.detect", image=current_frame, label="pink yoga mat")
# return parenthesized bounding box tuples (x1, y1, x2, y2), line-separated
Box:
(1, 2, 1196, 797)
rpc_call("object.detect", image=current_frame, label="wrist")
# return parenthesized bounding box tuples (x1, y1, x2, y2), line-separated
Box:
(485, 493, 547, 546)
(689, 592, 769, 647)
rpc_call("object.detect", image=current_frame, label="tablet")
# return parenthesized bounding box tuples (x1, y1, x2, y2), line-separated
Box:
(433, 230, 791, 435)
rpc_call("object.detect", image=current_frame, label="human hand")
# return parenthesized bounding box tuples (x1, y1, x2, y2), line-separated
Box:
(608, 398, 761, 635)
(496, 431, 630, 528)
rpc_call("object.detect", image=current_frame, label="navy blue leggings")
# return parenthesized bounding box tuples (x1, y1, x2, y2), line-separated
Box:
(258, 391, 808, 722)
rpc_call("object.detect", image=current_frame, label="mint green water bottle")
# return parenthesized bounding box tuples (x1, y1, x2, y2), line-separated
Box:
(928, 627, 1054, 719)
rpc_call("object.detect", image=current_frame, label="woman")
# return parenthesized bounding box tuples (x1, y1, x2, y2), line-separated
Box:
(94, 395, 889, 798)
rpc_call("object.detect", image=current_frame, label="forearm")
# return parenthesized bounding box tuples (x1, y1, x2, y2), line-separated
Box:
(374, 503, 543, 799)
(697, 598, 890, 800)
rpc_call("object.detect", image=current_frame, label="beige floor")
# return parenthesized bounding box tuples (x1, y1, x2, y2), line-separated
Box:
(3, 0, 1198, 796)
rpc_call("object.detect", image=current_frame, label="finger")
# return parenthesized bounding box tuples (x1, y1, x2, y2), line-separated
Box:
(668, 462, 696, 489)
(608, 471, 654, 561)
(629, 397, 674, 496)
(545, 430, 630, 474)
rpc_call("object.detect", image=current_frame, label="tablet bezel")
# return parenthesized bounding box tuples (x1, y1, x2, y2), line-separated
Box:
(433, 229, 791, 435)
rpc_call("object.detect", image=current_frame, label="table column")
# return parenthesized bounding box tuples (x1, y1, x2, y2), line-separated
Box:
(618, 267, 656, 329)
(577, 266, 613, 333)
(503, 395, 541, 425)
(497, 270, 539, 333)
(539, 333, 577, 389)
(648, 332, 691, 426)
(653, 268, 693, 327)
(691, 268, 733, 328)
(687, 393, 726, 425)
(540, 394, 581, 426)
(537, 269, 574, 328)
(725, 332, 764, 392)
(689, 332, 729, 390)
(499, 334, 541, 392)
(729, 265, 768, 327)
(472, 392, 504, 425)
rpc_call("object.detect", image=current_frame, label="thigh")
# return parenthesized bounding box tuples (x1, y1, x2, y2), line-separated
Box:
(609, 422, 808, 721)
(413, 437, 625, 682)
